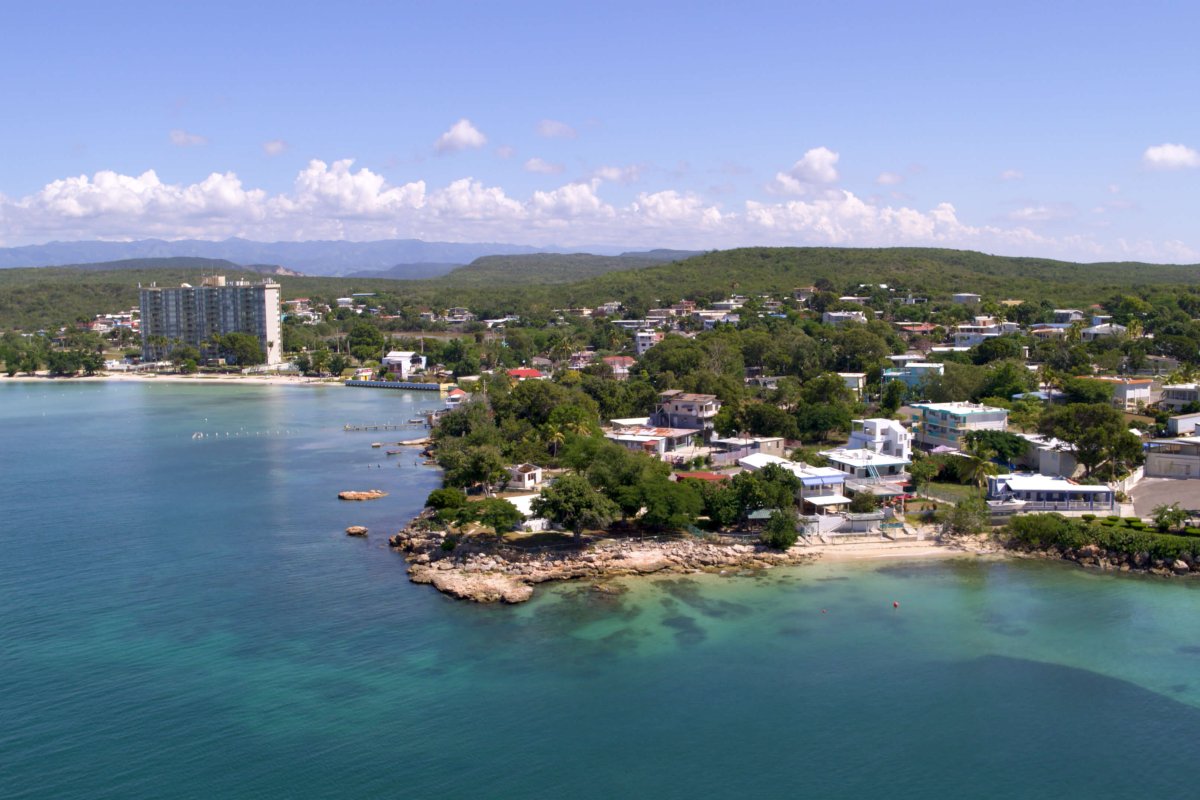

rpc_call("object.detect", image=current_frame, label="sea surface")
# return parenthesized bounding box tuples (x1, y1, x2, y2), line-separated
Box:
(3, 382, 1200, 799)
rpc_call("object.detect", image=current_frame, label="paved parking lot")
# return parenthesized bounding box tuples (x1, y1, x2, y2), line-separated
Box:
(1130, 478, 1200, 517)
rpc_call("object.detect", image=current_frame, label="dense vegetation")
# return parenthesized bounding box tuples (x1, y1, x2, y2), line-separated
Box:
(1007, 513, 1200, 561)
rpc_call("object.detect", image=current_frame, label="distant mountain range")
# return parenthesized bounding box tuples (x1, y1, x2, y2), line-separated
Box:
(0, 238, 702, 281)
(0, 237, 560, 276)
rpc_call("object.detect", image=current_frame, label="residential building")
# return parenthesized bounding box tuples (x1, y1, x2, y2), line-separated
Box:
(952, 292, 981, 304)
(845, 418, 912, 460)
(710, 435, 786, 459)
(139, 275, 283, 365)
(1144, 436, 1200, 478)
(793, 286, 817, 303)
(604, 425, 700, 458)
(986, 474, 1116, 511)
(381, 351, 427, 379)
(601, 355, 636, 380)
(634, 329, 663, 355)
(1092, 377, 1152, 411)
(911, 401, 1008, 451)
(1081, 322, 1127, 341)
(823, 310, 868, 326)
(1015, 433, 1079, 478)
(445, 387, 468, 408)
(737, 453, 849, 514)
(821, 418, 912, 483)
(1053, 309, 1086, 324)
(1160, 384, 1200, 412)
(507, 463, 544, 491)
(838, 372, 867, 397)
(652, 391, 720, 438)
(882, 362, 944, 391)
(507, 368, 545, 382)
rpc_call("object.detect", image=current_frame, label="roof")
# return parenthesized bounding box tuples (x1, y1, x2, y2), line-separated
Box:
(992, 474, 1112, 493)
(447, 388, 468, 397)
(913, 401, 1007, 415)
(662, 392, 718, 403)
(602, 356, 636, 367)
(820, 448, 911, 468)
(507, 368, 543, 378)
(807, 494, 852, 506)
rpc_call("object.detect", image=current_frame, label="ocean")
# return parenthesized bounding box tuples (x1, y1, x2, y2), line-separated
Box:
(3, 381, 1200, 799)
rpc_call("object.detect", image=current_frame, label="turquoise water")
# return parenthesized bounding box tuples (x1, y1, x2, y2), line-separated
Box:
(3, 383, 1200, 799)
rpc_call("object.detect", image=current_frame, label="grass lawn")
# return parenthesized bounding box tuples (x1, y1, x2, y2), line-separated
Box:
(924, 481, 982, 504)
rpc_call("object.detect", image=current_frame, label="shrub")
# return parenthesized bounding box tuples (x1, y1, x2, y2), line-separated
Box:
(1081, 514, 1096, 522)
(426, 487, 468, 511)
(440, 534, 460, 551)
(760, 509, 799, 550)
(1106, 516, 1121, 523)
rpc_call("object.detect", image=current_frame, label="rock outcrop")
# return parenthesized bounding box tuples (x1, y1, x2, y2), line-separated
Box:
(1007, 540, 1200, 578)
(346, 526, 369, 537)
(388, 516, 816, 604)
(338, 490, 387, 501)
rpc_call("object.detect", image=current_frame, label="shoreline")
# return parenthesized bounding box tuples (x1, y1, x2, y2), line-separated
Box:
(387, 516, 1002, 604)
(0, 372, 343, 387)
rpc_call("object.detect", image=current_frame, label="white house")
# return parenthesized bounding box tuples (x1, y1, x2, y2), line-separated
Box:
(1144, 436, 1200, 478)
(838, 372, 867, 397)
(382, 351, 427, 379)
(634, 329, 664, 355)
(823, 310, 868, 326)
(986, 473, 1116, 511)
(507, 463, 544, 491)
(1160, 384, 1200, 412)
(952, 292, 981, 304)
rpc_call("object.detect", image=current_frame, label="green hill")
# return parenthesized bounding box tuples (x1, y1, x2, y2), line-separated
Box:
(437, 252, 680, 286)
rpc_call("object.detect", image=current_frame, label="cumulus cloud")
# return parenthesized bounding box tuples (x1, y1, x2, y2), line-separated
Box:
(0, 159, 1195, 262)
(536, 119, 577, 139)
(875, 171, 903, 186)
(523, 157, 564, 175)
(263, 139, 288, 156)
(1143, 142, 1200, 170)
(434, 119, 487, 153)
(169, 129, 208, 147)
(769, 147, 840, 194)
(1000, 168, 1024, 181)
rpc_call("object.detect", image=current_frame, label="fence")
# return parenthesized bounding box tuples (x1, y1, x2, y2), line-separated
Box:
(1108, 466, 1144, 495)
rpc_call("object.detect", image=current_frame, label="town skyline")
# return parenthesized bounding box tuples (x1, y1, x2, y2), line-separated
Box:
(1, 1, 1198, 261)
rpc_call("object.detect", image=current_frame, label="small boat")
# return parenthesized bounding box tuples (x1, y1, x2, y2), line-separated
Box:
(386, 449, 403, 455)
(371, 442, 382, 448)
(408, 418, 424, 424)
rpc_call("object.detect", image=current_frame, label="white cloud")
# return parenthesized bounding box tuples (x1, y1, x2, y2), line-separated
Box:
(1000, 168, 1024, 181)
(769, 147, 840, 194)
(875, 171, 903, 186)
(1143, 142, 1200, 170)
(494, 145, 516, 159)
(0, 159, 1194, 263)
(434, 119, 487, 153)
(592, 164, 643, 184)
(169, 129, 208, 147)
(263, 139, 288, 156)
(536, 119, 577, 139)
(523, 157, 564, 175)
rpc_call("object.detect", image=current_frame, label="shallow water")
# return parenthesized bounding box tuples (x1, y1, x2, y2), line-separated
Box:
(2, 382, 1198, 798)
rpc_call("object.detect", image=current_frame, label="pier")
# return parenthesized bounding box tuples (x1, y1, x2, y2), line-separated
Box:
(344, 379, 444, 392)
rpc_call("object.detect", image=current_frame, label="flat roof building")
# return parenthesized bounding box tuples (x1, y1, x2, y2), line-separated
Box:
(140, 276, 282, 365)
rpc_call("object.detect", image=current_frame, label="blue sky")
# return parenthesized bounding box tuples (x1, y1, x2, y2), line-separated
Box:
(1, 0, 1197, 260)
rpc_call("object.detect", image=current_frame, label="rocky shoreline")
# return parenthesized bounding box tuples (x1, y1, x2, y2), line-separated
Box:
(1007, 541, 1200, 577)
(388, 514, 821, 604)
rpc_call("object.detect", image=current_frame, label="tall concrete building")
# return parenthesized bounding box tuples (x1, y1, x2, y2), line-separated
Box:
(140, 276, 283, 365)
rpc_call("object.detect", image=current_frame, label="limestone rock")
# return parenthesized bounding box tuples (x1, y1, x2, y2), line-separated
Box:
(338, 489, 387, 501)
(345, 526, 369, 537)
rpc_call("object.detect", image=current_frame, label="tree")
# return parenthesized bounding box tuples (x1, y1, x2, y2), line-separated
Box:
(475, 498, 523, 535)
(909, 457, 940, 495)
(639, 477, 703, 530)
(760, 509, 799, 550)
(348, 321, 385, 362)
(942, 496, 990, 536)
(426, 487, 468, 511)
(962, 430, 1028, 467)
(532, 474, 619, 541)
(1038, 403, 1142, 477)
(881, 379, 906, 413)
(1152, 503, 1189, 533)
(218, 333, 265, 366)
(849, 492, 879, 513)
(1063, 377, 1114, 405)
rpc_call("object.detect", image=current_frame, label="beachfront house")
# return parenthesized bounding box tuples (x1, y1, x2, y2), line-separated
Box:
(911, 401, 1008, 451)
(986, 474, 1116, 512)
(737, 453, 850, 514)
(382, 351, 427, 379)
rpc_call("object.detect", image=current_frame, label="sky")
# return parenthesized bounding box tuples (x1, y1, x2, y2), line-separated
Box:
(1, 0, 1198, 261)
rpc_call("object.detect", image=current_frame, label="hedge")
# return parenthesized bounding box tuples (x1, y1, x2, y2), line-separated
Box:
(1007, 514, 1200, 562)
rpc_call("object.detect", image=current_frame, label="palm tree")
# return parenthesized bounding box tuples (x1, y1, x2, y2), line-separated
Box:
(547, 426, 566, 458)
(1124, 318, 1144, 340)
(960, 442, 1000, 491)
